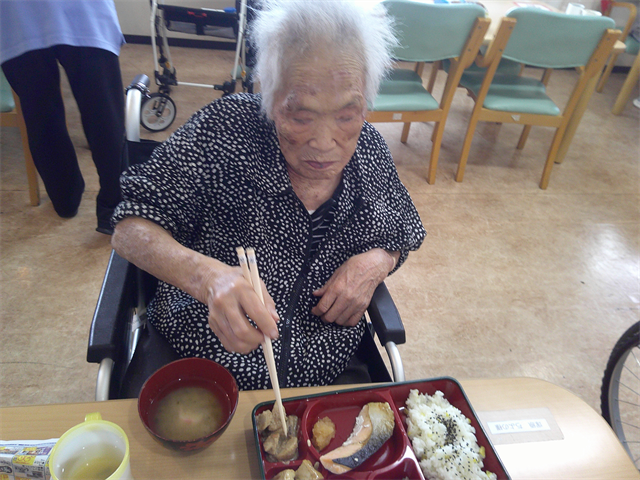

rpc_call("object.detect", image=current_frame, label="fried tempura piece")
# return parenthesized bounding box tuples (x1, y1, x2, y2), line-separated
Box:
(277, 435, 299, 462)
(286, 415, 299, 437)
(273, 469, 295, 480)
(263, 431, 283, 455)
(268, 409, 285, 432)
(257, 409, 273, 433)
(295, 459, 324, 480)
(261, 407, 301, 463)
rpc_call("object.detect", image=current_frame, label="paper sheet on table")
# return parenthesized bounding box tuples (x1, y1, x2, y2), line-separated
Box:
(477, 408, 563, 445)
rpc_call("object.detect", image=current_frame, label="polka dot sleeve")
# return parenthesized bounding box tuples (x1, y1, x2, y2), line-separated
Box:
(112, 109, 221, 243)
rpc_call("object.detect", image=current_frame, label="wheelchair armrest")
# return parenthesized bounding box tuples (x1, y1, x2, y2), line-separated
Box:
(87, 250, 136, 365)
(367, 281, 406, 347)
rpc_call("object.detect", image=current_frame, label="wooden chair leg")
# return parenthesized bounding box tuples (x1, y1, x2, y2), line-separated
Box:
(12, 91, 40, 206)
(555, 74, 599, 164)
(596, 52, 620, 93)
(23, 147, 40, 206)
(455, 108, 482, 182)
(517, 125, 532, 150)
(427, 61, 441, 94)
(612, 52, 640, 115)
(539, 127, 566, 190)
(430, 76, 457, 145)
(400, 122, 411, 143)
(427, 121, 444, 184)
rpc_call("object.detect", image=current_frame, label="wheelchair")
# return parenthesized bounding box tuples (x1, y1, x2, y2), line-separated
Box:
(87, 75, 408, 401)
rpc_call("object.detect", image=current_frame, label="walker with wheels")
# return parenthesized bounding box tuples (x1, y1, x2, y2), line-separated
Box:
(142, 0, 254, 131)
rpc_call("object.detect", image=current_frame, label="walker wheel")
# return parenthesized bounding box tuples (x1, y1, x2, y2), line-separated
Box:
(141, 93, 177, 132)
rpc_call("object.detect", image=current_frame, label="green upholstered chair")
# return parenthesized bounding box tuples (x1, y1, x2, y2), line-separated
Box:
(366, 0, 490, 184)
(0, 70, 40, 206)
(454, 8, 620, 189)
(596, 2, 640, 115)
(436, 52, 525, 93)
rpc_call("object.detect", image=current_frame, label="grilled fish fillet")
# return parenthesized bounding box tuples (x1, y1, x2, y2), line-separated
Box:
(319, 402, 394, 474)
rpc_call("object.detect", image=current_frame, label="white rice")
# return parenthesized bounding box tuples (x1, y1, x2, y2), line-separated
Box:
(405, 389, 497, 480)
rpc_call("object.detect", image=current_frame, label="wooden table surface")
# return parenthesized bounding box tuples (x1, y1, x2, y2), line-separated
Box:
(1, 377, 637, 480)
(482, 0, 559, 39)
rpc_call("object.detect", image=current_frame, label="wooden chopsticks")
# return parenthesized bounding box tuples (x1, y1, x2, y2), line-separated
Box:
(236, 247, 287, 434)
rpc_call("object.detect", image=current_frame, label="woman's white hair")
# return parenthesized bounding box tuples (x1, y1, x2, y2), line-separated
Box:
(248, 0, 397, 118)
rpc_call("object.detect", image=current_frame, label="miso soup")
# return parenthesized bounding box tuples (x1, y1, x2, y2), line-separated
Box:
(152, 385, 224, 441)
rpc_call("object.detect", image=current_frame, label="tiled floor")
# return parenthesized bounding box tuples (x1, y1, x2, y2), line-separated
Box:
(1, 43, 638, 418)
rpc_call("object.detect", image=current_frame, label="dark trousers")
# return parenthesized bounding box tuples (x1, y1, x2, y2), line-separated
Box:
(2, 45, 125, 225)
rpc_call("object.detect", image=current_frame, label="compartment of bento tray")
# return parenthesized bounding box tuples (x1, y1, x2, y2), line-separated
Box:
(367, 452, 425, 480)
(299, 389, 408, 478)
(253, 399, 309, 479)
(388, 377, 511, 480)
(312, 448, 423, 480)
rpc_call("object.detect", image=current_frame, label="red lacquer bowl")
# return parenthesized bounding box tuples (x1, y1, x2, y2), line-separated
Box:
(138, 358, 239, 452)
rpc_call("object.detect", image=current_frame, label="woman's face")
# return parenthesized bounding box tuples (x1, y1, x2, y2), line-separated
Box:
(271, 53, 367, 183)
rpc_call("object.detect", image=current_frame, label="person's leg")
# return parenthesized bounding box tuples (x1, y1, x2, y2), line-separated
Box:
(56, 45, 125, 233)
(2, 50, 84, 217)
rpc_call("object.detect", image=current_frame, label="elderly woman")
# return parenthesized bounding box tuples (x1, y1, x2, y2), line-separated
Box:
(111, 0, 426, 390)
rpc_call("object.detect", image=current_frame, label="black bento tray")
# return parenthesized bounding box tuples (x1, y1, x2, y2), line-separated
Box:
(252, 377, 511, 480)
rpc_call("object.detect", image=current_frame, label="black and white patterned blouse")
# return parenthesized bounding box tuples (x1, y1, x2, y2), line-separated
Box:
(113, 93, 426, 390)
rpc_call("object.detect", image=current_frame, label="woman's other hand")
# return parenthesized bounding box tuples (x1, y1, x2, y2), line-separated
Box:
(311, 248, 398, 326)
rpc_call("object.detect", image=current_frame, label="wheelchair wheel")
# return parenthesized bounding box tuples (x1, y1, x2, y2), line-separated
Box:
(141, 93, 176, 132)
(600, 321, 640, 470)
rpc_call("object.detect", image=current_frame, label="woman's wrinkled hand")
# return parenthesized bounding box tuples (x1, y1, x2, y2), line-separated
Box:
(202, 264, 279, 354)
(311, 248, 396, 327)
